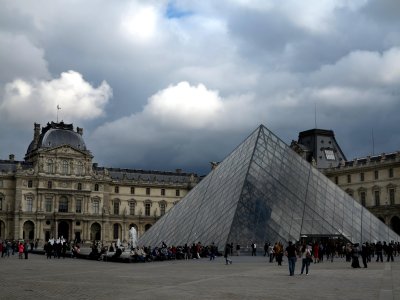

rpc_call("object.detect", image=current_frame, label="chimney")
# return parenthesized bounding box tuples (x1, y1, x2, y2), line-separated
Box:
(77, 127, 83, 136)
(33, 123, 41, 149)
(175, 168, 182, 174)
(9, 154, 15, 161)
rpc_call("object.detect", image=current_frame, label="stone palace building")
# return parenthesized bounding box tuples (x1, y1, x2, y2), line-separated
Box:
(0, 121, 199, 246)
(292, 128, 400, 235)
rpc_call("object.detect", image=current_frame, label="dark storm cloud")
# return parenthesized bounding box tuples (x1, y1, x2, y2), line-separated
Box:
(1, 0, 400, 175)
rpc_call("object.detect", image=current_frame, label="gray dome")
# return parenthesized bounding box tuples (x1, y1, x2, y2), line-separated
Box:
(26, 121, 87, 156)
(40, 128, 86, 150)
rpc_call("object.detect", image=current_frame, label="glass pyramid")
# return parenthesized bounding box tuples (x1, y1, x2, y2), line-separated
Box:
(139, 125, 400, 250)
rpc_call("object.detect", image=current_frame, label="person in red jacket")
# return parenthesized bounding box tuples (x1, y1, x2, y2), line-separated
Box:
(18, 242, 24, 259)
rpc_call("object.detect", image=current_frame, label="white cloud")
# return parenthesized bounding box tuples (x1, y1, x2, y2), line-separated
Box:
(143, 81, 223, 128)
(120, 5, 159, 42)
(0, 71, 112, 126)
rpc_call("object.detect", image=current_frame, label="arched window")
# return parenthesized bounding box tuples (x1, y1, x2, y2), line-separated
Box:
(94, 183, 99, 191)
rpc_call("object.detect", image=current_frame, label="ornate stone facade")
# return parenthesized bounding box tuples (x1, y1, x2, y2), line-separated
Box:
(323, 152, 400, 235)
(292, 128, 400, 236)
(0, 122, 199, 246)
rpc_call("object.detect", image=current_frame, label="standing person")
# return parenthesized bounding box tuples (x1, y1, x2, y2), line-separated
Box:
(23, 241, 29, 259)
(224, 244, 232, 265)
(275, 242, 284, 266)
(313, 242, 319, 263)
(386, 242, 394, 262)
(236, 244, 240, 256)
(285, 241, 297, 276)
(361, 243, 368, 268)
(376, 241, 383, 262)
(18, 242, 24, 259)
(351, 243, 361, 268)
(251, 242, 257, 256)
(268, 243, 275, 263)
(264, 242, 269, 257)
(300, 243, 312, 275)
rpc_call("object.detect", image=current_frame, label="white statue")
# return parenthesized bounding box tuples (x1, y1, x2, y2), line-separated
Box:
(129, 226, 137, 249)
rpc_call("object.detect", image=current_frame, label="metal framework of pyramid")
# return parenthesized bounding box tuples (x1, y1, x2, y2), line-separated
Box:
(139, 125, 400, 250)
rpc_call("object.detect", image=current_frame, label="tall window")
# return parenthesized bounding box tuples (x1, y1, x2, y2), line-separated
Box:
(113, 201, 119, 215)
(76, 199, 82, 213)
(115, 186, 119, 193)
(77, 183, 82, 190)
(347, 175, 351, 184)
(389, 188, 395, 205)
(161, 189, 165, 196)
(0, 195, 3, 211)
(130, 187, 135, 194)
(145, 203, 151, 216)
(360, 192, 366, 207)
(47, 159, 54, 174)
(360, 173, 364, 182)
(93, 199, 99, 214)
(389, 168, 394, 178)
(175, 189, 180, 197)
(59, 197, 68, 212)
(129, 201, 135, 215)
(113, 224, 119, 239)
(374, 190, 380, 206)
(94, 183, 99, 191)
(26, 196, 33, 212)
(160, 202, 166, 216)
(77, 161, 84, 176)
(62, 160, 69, 175)
(334, 177, 338, 184)
(28, 180, 33, 188)
(374, 170, 379, 180)
(45, 198, 52, 212)
(48, 181, 53, 189)
(146, 188, 150, 195)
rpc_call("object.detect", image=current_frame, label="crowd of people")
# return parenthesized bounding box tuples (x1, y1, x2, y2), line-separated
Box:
(0, 240, 33, 259)
(264, 239, 400, 276)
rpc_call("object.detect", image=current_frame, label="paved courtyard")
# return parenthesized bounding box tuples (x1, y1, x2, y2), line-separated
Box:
(0, 253, 398, 300)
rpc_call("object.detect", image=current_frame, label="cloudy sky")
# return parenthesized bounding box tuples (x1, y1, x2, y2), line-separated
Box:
(1, 0, 400, 175)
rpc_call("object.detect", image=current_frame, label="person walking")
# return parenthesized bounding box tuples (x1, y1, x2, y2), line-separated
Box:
(285, 241, 297, 276)
(224, 244, 232, 265)
(300, 243, 312, 275)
